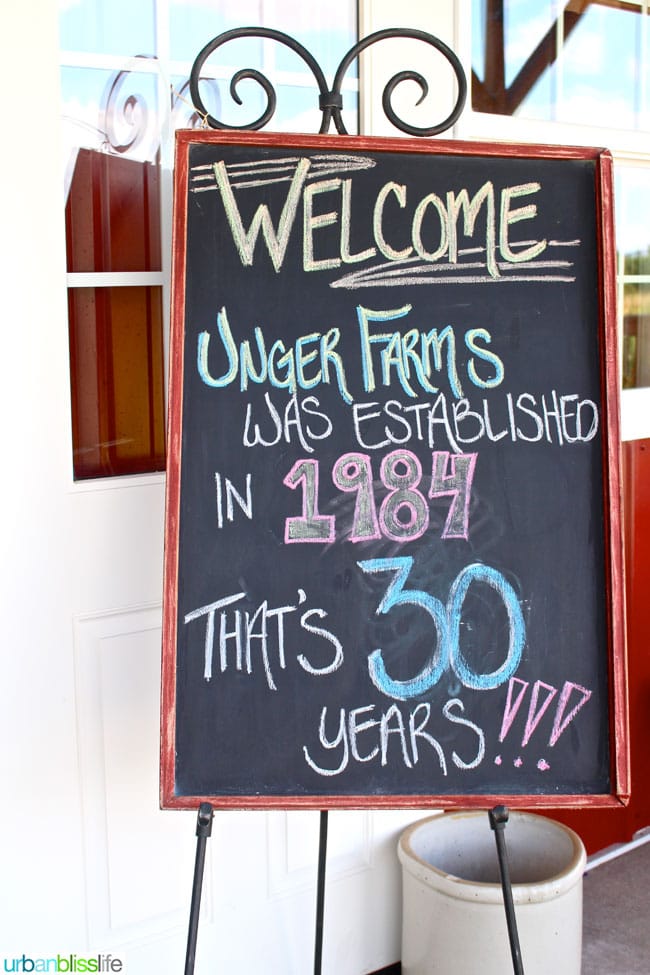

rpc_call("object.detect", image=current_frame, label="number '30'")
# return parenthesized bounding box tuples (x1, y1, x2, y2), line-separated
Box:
(358, 556, 525, 699)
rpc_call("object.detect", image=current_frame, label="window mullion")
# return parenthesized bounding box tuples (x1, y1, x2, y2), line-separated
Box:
(67, 272, 164, 288)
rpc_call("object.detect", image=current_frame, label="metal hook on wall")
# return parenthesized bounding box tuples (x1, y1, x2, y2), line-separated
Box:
(188, 26, 467, 137)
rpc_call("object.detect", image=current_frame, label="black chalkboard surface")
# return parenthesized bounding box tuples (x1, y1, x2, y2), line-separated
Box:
(161, 131, 627, 809)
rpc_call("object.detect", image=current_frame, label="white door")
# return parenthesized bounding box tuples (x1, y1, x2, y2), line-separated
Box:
(2, 1, 458, 973)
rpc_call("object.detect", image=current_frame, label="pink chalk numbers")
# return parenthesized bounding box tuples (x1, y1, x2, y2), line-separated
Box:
(283, 449, 476, 544)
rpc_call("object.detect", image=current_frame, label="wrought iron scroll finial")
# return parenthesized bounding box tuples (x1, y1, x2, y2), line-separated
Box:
(189, 26, 467, 136)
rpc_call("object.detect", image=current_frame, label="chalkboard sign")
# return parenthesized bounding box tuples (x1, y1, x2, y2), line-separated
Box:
(160, 131, 628, 809)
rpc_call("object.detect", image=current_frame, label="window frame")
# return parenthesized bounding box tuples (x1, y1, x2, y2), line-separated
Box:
(59, 2, 360, 485)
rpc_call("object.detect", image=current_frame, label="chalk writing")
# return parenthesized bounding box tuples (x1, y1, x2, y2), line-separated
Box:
(184, 588, 343, 690)
(495, 677, 594, 768)
(164, 135, 621, 805)
(358, 556, 525, 699)
(302, 697, 485, 777)
(284, 459, 336, 543)
(356, 305, 504, 398)
(351, 391, 598, 452)
(242, 393, 332, 453)
(429, 451, 477, 539)
(198, 306, 352, 403)
(198, 304, 507, 404)
(205, 154, 557, 283)
(332, 453, 382, 542)
(283, 450, 477, 544)
(215, 472, 252, 529)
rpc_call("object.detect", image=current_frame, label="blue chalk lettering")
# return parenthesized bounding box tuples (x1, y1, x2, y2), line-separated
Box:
(447, 562, 525, 690)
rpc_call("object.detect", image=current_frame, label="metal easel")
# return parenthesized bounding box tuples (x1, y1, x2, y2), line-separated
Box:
(183, 803, 525, 974)
(180, 26, 523, 975)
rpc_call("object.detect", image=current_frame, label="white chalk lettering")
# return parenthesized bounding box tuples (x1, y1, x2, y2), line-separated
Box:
(215, 472, 252, 528)
(297, 608, 344, 675)
(303, 698, 485, 777)
(243, 393, 333, 452)
(213, 157, 548, 279)
(213, 157, 310, 271)
(184, 588, 343, 690)
(499, 182, 547, 264)
(351, 392, 599, 452)
(442, 699, 486, 769)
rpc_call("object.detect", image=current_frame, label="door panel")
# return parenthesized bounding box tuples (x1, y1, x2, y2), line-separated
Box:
(3, 2, 451, 971)
(74, 604, 194, 945)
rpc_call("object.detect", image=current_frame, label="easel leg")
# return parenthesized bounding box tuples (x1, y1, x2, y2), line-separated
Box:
(489, 805, 525, 975)
(185, 802, 214, 975)
(313, 810, 328, 975)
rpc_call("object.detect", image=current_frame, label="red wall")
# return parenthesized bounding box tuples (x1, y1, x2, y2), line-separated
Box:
(550, 438, 650, 853)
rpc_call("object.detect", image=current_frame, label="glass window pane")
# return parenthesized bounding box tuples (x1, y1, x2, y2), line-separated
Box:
(169, 0, 358, 131)
(472, 0, 487, 82)
(61, 66, 161, 272)
(169, 0, 265, 63)
(61, 65, 160, 166)
(59, 0, 156, 57)
(472, 0, 558, 117)
(68, 286, 166, 479)
(169, 0, 356, 77)
(622, 283, 650, 389)
(66, 148, 161, 273)
(616, 166, 650, 392)
(170, 75, 220, 129)
(504, 0, 558, 89)
(560, 4, 642, 129)
(615, 166, 650, 273)
(472, 0, 649, 129)
(271, 17, 358, 79)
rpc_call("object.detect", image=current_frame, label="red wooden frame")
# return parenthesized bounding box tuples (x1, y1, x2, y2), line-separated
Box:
(161, 130, 628, 810)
